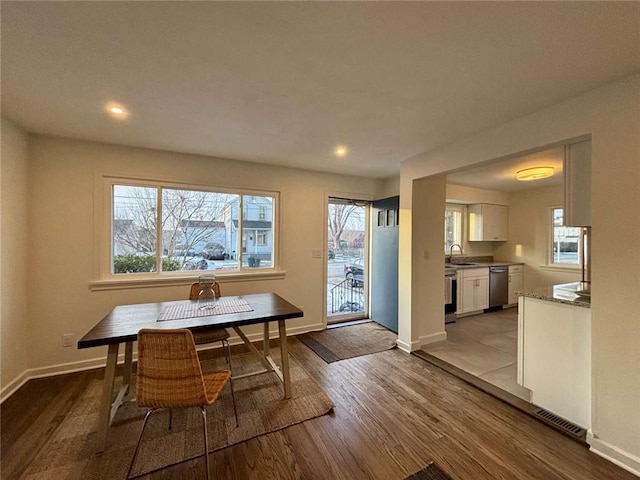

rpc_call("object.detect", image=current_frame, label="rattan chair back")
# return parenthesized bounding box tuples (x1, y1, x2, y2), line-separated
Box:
(137, 328, 222, 408)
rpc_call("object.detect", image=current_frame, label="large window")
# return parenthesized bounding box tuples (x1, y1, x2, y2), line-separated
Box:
(550, 207, 582, 267)
(445, 203, 464, 253)
(109, 180, 276, 276)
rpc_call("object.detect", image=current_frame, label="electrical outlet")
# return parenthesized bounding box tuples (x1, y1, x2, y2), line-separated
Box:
(61, 334, 74, 347)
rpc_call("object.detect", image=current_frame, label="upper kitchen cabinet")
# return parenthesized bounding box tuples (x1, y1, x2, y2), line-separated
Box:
(564, 140, 591, 226)
(468, 203, 508, 241)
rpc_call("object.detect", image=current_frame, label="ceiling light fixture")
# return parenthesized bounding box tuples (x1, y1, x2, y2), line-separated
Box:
(516, 166, 554, 181)
(106, 103, 128, 119)
(334, 146, 348, 158)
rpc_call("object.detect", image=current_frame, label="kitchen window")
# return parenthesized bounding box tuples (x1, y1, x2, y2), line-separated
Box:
(104, 177, 278, 279)
(550, 207, 582, 267)
(445, 203, 464, 253)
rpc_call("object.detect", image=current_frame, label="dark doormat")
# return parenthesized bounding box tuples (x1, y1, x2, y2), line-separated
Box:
(297, 322, 396, 363)
(405, 462, 453, 480)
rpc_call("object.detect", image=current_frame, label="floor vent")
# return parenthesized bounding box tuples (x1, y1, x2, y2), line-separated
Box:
(534, 408, 585, 436)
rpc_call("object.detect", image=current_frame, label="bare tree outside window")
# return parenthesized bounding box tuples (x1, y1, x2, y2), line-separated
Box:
(111, 182, 276, 275)
(112, 185, 236, 273)
(113, 185, 158, 255)
(328, 203, 358, 252)
(161, 188, 236, 265)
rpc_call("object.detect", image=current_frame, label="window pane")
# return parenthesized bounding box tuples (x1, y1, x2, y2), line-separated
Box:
(112, 185, 158, 274)
(242, 195, 274, 268)
(161, 189, 238, 272)
(445, 205, 463, 252)
(551, 208, 581, 265)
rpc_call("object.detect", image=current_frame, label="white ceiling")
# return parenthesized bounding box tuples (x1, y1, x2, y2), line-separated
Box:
(2, 2, 639, 179)
(447, 146, 566, 192)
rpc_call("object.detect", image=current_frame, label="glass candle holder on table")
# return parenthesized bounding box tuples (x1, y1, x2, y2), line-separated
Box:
(197, 274, 217, 311)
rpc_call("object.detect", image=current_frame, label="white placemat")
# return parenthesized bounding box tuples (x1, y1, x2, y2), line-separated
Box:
(157, 299, 253, 322)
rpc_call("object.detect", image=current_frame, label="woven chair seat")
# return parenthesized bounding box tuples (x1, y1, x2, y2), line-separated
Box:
(203, 370, 232, 403)
(192, 328, 230, 345)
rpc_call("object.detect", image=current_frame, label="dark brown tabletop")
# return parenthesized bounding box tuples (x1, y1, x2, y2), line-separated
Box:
(78, 292, 303, 349)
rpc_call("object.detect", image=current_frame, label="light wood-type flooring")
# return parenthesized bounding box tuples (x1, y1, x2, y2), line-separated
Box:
(2, 336, 635, 480)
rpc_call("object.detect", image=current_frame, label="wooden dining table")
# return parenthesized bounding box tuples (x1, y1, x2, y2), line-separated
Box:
(78, 292, 303, 452)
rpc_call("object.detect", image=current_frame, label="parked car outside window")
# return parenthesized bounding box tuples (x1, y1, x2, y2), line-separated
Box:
(344, 258, 364, 287)
(199, 242, 225, 260)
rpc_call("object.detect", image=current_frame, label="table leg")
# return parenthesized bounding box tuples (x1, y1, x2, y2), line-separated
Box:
(97, 343, 119, 453)
(278, 319, 291, 399)
(263, 322, 270, 356)
(123, 341, 133, 398)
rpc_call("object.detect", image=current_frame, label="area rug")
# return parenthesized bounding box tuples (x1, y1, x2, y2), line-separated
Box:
(297, 322, 397, 363)
(405, 462, 453, 480)
(22, 350, 334, 479)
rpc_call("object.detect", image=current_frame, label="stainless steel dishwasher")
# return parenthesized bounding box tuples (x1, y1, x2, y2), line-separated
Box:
(489, 266, 509, 308)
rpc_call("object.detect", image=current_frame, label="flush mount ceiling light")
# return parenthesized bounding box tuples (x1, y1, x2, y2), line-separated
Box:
(334, 145, 348, 158)
(105, 102, 128, 119)
(516, 166, 554, 181)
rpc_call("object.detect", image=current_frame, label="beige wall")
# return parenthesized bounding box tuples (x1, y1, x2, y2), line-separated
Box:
(399, 74, 640, 472)
(11, 135, 381, 383)
(494, 184, 581, 289)
(0, 119, 29, 398)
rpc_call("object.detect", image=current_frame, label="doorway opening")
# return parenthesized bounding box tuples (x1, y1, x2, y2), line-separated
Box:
(326, 197, 369, 325)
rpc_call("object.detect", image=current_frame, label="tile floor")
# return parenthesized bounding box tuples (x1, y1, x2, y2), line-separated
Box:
(423, 307, 532, 401)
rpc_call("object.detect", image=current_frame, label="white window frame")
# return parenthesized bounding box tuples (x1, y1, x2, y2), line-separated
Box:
(91, 175, 283, 290)
(548, 206, 582, 269)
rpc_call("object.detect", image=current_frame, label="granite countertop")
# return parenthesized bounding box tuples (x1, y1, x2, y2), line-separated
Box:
(516, 282, 591, 308)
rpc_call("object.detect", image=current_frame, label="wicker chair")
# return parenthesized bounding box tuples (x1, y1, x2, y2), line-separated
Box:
(189, 282, 232, 368)
(127, 328, 238, 480)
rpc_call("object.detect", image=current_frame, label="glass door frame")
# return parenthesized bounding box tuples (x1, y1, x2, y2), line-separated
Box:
(325, 196, 371, 325)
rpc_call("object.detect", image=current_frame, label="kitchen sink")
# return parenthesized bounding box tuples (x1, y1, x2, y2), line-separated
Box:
(454, 262, 477, 266)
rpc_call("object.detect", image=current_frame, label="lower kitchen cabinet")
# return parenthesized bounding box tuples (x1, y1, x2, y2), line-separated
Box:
(457, 267, 489, 315)
(507, 264, 523, 305)
(517, 296, 591, 429)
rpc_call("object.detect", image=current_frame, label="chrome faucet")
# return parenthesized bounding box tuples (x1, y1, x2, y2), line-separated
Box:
(448, 243, 463, 263)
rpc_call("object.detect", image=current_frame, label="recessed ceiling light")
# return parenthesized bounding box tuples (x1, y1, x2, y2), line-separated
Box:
(106, 103, 128, 119)
(516, 166, 554, 181)
(334, 146, 348, 158)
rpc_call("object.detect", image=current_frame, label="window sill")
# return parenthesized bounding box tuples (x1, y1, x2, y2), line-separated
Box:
(539, 264, 581, 273)
(89, 270, 287, 291)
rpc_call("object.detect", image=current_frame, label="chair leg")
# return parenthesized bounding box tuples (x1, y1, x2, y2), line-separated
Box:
(200, 406, 210, 480)
(127, 408, 155, 479)
(223, 339, 231, 367)
(223, 338, 238, 426)
(229, 375, 239, 427)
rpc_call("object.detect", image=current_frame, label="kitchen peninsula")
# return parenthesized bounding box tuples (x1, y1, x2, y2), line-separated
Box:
(517, 282, 591, 429)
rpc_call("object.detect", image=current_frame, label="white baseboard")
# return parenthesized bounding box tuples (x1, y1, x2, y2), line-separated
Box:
(587, 430, 640, 477)
(0, 371, 29, 404)
(395, 338, 413, 353)
(419, 331, 447, 348)
(0, 322, 323, 404)
(396, 330, 447, 353)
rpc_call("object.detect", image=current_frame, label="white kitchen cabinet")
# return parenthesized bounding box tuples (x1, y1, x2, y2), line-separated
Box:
(457, 267, 489, 315)
(517, 296, 591, 429)
(507, 264, 523, 306)
(564, 139, 591, 227)
(468, 204, 508, 241)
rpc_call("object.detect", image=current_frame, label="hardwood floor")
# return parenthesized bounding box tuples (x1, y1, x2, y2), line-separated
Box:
(2, 337, 635, 480)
